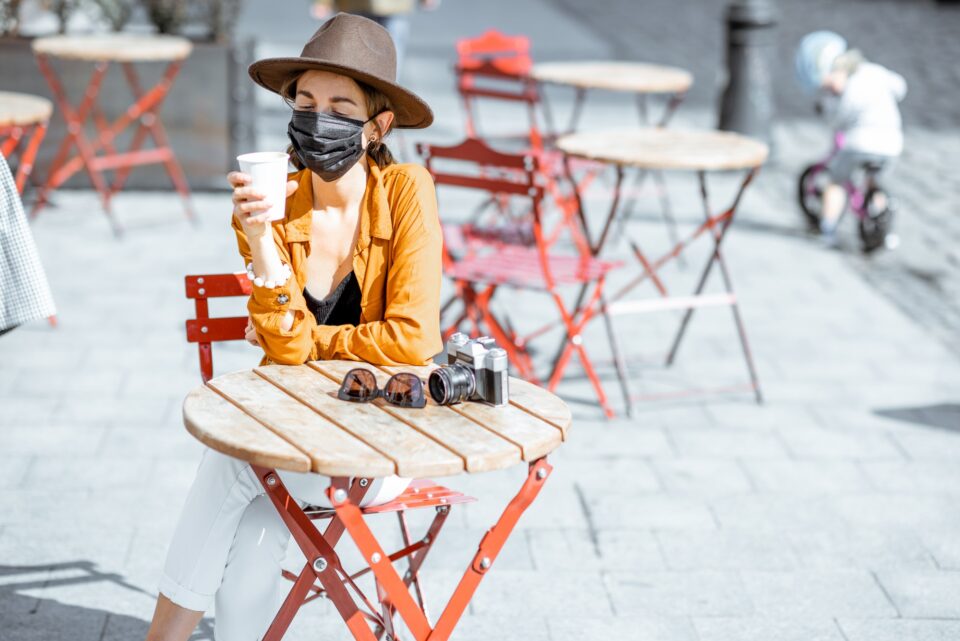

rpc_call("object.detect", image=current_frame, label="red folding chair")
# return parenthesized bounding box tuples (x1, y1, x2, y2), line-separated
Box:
(184, 273, 476, 639)
(419, 138, 625, 418)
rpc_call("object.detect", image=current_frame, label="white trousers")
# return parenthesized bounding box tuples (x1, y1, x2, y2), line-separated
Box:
(159, 448, 409, 641)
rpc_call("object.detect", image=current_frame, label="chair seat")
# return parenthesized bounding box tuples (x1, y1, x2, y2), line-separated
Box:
(303, 479, 476, 518)
(446, 245, 620, 288)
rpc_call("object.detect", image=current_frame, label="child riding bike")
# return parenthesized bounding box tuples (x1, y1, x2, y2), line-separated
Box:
(794, 31, 907, 251)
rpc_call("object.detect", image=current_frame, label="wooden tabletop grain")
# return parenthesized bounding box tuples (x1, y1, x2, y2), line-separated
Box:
(0, 92, 52, 127)
(183, 360, 571, 477)
(531, 61, 693, 94)
(32, 34, 192, 62)
(557, 127, 769, 171)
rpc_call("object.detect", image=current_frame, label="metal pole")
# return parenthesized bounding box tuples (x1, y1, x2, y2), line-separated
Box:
(717, 0, 778, 148)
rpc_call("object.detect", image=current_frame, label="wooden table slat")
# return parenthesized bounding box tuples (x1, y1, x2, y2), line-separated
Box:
(379, 364, 567, 458)
(183, 386, 311, 473)
(208, 370, 395, 477)
(355, 366, 522, 472)
(262, 364, 465, 478)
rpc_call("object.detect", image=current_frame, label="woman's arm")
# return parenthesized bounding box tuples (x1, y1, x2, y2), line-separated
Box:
(229, 171, 300, 333)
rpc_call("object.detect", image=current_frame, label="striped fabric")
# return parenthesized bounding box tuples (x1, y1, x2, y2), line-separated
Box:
(0, 153, 55, 332)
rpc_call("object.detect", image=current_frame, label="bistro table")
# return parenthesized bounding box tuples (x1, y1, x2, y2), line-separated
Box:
(182, 359, 571, 641)
(31, 34, 196, 234)
(557, 127, 769, 410)
(531, 60, 693, 132)
(0, 91, 53, 194)
(532, 61, 694, 256)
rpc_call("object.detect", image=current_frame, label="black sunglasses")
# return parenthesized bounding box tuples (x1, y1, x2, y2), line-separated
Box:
(337, 368, 427, 409)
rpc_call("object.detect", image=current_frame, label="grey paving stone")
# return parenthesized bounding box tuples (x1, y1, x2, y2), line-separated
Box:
(859, 460, 960, 493)
(470, 570, 614, 616)
(694, 617, 845, 641)
(875, 570, 960, 618)
(0, 457, 33, 489)
(527, 528, 665, 572)
(921, 530, 960, 570)
(838, 618, 960, 641)
(0, 425, 107, 456)
(789, 528, 935, 571)
(666, 428, 788, 459)
(584, 491, 717, 530)
(740, 460, 872, 494)
(549, 616, 697, 641)
(777, 427, 906, 460)
(888, 430, 960, 461)
(658, 530, 798, 571)
(740, 571, 897, 617)
(649, 459, 754, 497)
(603, 571, 752, 617)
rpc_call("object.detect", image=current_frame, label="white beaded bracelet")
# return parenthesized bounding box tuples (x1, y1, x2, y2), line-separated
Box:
(246, 262, 292, 289)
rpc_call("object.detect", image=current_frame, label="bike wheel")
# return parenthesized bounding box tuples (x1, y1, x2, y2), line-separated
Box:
(858, 187, 895, 254)
(797, 164, 827, 231)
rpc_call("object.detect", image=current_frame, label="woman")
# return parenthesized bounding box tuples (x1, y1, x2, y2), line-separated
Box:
(146, 14, 441, 641)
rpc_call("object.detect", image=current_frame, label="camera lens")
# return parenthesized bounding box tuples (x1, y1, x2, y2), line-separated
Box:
(427, 364, 476, 405)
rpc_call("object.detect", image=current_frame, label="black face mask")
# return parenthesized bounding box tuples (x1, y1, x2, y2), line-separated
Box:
(287, 109, 374, 182)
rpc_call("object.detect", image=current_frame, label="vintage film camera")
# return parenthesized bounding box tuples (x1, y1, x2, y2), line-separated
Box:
(427, 333, 509, 407)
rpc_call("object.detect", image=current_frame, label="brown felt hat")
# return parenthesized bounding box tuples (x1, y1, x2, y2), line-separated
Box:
(248, 13, 433, 129)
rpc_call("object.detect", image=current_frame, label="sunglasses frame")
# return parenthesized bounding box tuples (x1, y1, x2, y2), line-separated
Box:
(336, 367, 427, 409)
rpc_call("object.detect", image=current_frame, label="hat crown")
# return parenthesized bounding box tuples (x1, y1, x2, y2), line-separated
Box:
(300, 13, 397, 85)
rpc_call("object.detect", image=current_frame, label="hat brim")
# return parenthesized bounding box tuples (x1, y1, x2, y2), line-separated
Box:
(249, 58, 433, 129)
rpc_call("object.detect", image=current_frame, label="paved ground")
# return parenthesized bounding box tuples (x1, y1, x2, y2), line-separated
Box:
(2, 1, 960, 640)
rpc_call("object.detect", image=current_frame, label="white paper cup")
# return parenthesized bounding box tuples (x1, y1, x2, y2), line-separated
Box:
(237, 151, 289, 222)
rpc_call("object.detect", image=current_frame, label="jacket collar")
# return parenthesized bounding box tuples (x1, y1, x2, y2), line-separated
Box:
(283, 158, 393, 245)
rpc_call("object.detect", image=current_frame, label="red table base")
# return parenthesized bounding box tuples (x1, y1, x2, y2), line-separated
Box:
(252, 458, 552, 641)
(32, 55, 196, 235)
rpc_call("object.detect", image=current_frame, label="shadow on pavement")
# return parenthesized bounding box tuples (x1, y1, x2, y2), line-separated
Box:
(0, 562, 213, 641)
(874, 403, 960, 433)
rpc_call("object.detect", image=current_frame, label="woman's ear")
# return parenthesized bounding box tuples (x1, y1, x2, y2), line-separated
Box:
(374, 110, 395, 138)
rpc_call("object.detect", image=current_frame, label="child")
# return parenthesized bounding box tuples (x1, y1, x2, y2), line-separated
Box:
(795, 31, 907, 245)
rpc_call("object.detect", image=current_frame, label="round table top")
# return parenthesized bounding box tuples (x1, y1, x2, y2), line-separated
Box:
(557, 127, 769, 171)
(531, 61, 693, 94)
(0, 91, 53, 127)
(183, 360, 571, 478)
(32, 34, 193, 62)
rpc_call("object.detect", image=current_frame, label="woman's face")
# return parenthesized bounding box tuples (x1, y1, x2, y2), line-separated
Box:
(293, 70, 394, 148)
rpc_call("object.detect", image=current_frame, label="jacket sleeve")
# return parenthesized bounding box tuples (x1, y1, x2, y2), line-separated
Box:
(232, 216, 319, 365)
(311, 167, 443, 366)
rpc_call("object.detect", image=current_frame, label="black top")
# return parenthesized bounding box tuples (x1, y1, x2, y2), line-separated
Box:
(303, 271, 362, 326)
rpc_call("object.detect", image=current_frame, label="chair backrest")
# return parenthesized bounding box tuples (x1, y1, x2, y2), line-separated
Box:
(184, 272, 252, 383)
(453, 30, 543, 147)
(418, 138, 575, 287)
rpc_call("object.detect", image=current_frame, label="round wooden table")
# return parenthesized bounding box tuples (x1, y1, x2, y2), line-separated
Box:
(0, 91, 53, 193)
(557, 127, 769, 410)
(181, 359, 571, 641)
(30, 34, 195, 234)
(531, 60, 693, 129)
(184, 360, 570, 476)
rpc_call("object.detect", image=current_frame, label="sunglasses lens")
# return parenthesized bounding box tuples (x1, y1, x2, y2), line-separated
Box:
(384, 373, 426, 408)
(338, 369, 378, 402)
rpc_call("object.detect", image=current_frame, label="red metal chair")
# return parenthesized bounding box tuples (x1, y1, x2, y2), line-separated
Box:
(184, 272, 476, 639)
(419, 138, 626, 418)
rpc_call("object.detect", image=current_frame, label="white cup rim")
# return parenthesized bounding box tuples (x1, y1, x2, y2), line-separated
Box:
(237, 151, 289, 164)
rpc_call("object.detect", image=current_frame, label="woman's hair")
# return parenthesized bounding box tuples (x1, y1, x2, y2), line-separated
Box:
(832, 49, 865, 76)
(280, 71, 396, 171)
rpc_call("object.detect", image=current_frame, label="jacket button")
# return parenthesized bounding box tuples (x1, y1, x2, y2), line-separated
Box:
(277, 294, 289, 305)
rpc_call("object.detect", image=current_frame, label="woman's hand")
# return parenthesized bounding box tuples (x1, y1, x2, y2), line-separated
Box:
(228, 172, 298, 237)
(244, 317, 260, 347)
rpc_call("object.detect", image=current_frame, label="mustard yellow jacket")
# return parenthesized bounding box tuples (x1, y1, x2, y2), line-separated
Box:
(232, 158, 443, 366)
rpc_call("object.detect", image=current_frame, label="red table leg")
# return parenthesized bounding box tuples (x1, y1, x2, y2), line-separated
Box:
(251, 458, 553, 641)
(32, 53, 195, 233)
